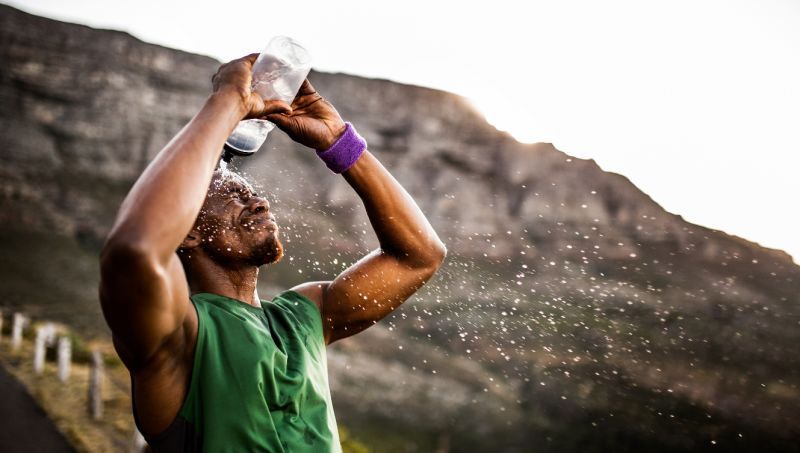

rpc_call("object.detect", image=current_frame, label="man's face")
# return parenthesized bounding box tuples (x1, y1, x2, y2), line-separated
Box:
(193, 170, 283, 267)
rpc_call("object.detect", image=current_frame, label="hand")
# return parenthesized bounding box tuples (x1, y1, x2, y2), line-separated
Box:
(265, 79, 347, 150)
(211, 54, 292, 120)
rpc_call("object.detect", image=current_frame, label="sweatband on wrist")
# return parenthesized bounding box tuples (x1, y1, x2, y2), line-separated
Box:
(316, 122, 366, 173)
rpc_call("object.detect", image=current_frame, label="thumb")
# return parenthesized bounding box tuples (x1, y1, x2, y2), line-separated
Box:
(246, 99, 292, 119)
(260, 100, 293, 116)
(264, 112, 296, 130)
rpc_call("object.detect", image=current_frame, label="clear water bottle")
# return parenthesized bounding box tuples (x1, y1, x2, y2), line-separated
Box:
(224, 36, 312, 157)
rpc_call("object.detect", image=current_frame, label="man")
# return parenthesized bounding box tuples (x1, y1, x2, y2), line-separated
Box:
(99, 54, 446, 452)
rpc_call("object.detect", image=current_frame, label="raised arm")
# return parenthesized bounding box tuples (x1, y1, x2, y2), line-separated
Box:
(322, 150, 447, 343)
(268, 81, 447, 344)
(99, 55, 291, 368)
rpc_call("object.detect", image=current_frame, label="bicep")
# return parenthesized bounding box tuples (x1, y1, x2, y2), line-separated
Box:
(322, 249, 438, 344)
(99, 249, 191, 369)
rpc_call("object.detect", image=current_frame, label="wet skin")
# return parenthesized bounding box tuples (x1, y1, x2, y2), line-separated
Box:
(185, 172, 283, 268)
(99, 54, 446, 435)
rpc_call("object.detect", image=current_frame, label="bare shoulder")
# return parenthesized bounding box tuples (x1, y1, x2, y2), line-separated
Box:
(288, 281, 330, 313)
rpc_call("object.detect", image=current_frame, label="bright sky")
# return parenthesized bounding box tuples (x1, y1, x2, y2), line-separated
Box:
(10, 0, 800, 263)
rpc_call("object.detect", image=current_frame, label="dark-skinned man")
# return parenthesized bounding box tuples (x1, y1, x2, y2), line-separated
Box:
(99, 54, 446, 452)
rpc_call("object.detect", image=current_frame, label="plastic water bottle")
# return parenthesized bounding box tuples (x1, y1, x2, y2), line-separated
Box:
(224, 36, 312, 158)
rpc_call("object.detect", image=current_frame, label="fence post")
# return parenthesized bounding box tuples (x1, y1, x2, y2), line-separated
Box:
(11, 313, 27, 351)
(45, 324, 56, 347)
(57, 336, 72, 382)
(88, 350, 104, 419)
(33, 325, 47, 374)
(33, 323, 55, 375)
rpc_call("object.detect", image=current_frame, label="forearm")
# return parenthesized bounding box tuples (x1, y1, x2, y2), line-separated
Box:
(343, 151, 446, 267)
(262, 82, 445, 266)
(105, 92, 244, 260)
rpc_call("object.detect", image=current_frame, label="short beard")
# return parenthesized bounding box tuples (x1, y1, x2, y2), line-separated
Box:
(247, 236, 284, 267)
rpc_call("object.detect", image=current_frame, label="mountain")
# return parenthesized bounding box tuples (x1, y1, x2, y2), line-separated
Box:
(1, 4, 798, 452)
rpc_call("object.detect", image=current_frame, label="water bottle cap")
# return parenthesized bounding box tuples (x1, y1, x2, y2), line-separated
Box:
(223, 141, 259, 157)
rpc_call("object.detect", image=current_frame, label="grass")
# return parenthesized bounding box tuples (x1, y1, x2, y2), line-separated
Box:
(0, 331, 132, 452)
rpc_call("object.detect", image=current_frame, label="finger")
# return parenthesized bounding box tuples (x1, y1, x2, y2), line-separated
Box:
(260, 100, 292, 115)
(264, 113, 295, 130)
(245, 99, 292, 120)
(242, 52, 260, 63)
(239, 53, 260, 72)
(297, 79, 317, 96)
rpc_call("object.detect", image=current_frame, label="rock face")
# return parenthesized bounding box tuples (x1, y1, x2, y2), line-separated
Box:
(1, 5, 798, 452)
(0, 6, 216, 236)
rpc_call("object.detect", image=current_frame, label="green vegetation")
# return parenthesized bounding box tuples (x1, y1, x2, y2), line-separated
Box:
(0, 227, 107, 337)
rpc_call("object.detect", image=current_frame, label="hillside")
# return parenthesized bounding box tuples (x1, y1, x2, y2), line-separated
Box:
(1, 4, 798, 451)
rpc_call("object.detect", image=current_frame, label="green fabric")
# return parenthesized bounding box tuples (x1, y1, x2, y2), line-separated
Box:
(179, 291, 341, 452)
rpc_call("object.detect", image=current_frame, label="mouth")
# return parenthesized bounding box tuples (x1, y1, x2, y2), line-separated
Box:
(241, 212, 277, 230)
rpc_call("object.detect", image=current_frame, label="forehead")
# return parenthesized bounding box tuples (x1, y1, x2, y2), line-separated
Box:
(208, 170, 255, 196)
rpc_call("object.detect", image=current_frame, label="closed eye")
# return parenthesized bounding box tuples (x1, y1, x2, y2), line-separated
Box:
(226, 187, 252, 199)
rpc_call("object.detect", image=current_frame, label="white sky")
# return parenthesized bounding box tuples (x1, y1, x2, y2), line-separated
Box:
(10, 0, 800, 263)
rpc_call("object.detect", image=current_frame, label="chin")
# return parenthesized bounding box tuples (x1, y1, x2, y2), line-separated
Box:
(252, 238, 284, 266)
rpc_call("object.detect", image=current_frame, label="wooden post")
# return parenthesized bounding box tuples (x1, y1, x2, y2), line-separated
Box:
(33, 323, 55, 375)
(11, 313, 27, 351)
(88, 350, 104, 419)
(33, 325, 47, 374)
(57, 336, 72, 382)
(45, 324, 56, 347)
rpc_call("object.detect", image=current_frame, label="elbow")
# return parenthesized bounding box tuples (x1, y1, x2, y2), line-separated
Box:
(431, 239, 447, 267)
(419, 238, 447, 273)
(387, 236, 448, 272)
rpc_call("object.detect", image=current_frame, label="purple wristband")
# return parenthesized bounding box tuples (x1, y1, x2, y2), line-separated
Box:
(316, 122, 366, 173)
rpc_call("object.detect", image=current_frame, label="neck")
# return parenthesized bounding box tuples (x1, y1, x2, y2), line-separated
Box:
(187, 256, 261, 307)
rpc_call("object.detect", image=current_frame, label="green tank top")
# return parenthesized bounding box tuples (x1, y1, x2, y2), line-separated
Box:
(135, 291, 341, 452)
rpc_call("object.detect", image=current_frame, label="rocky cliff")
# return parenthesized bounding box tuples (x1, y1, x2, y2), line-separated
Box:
(1, 5, 798, 452)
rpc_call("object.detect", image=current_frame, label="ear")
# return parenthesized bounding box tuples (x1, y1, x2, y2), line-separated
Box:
(180, 229, 203, 250)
